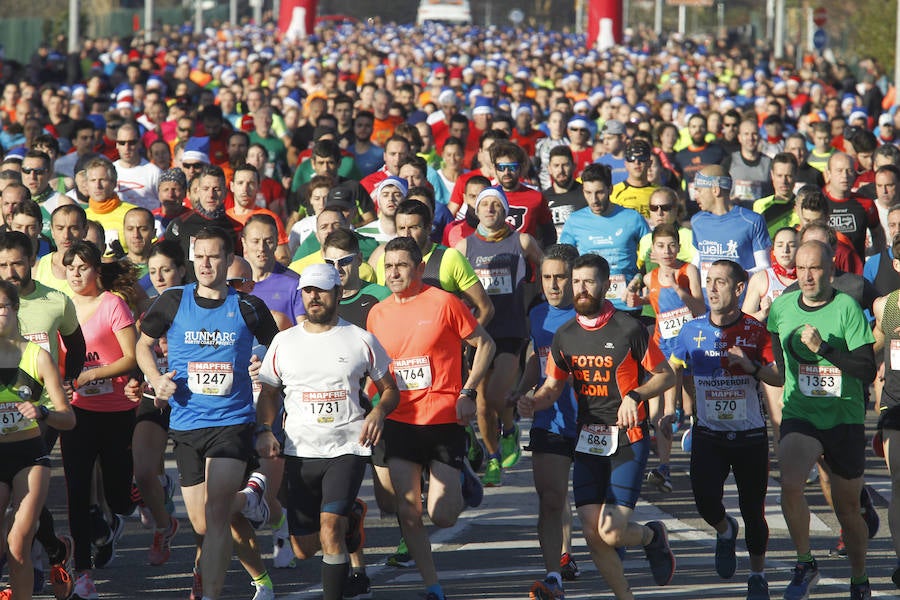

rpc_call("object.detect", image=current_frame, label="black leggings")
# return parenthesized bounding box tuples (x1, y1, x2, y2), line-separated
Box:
(689, 432, 770, 557)
(60, 407, 135, 571)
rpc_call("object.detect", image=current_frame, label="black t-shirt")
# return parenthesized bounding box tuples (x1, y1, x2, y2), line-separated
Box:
(163, 211, 243, 282)
(141, 286, 279, 348)
(543, 182, 587, 232)
(338, 287, 386, 330)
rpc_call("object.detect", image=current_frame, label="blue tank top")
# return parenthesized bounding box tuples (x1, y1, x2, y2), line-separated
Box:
(165, 283, 256, 431)
(529, 302, 578, 438)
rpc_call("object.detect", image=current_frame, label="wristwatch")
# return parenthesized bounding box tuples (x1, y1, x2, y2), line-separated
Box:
(625, 390, 642, 403)
(459, 388, 477, 400)
(255, 423, 273, 435)
(38, 405, 50, 421)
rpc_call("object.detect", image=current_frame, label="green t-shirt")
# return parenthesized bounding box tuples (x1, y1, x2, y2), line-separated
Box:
(767, 289, 875, 429)
(290, 156, 362, 193)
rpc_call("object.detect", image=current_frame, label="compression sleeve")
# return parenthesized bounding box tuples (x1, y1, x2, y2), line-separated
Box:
(818, 342, 877, 384)
(61, 325, 86, 379)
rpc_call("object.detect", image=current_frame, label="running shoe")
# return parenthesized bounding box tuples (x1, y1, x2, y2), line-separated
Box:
(806, 465, 819, 485)
(346, 498, 367, 553)
(50, 535, 74, 600)
(251, 581, 275, 600)
(343, 572, 373, 599)
(681, 427, 693, 453)
(529, 576, 565, 599)
(466, 425, 485, 472)
(188, 568, 202, 600)
(715, 515, 739, 579)
(643, 521, 675, 586)
(783, 560, 819, 600)
(149, 515, 179, 566)
(71, 571, 99, 600)
(860, 486, 879, 539)
(385, 538, 415, 567)
(646, 465, 673, 493)
(746, 573, 769, 600)
(500, 423, 522, 468)
(850, 580, 872, 600)
(460, 457, 484, 508)
(93, 513, 125, 569)
(88, 505, 110, 547)
(830, 532, 847, 557)
(482, 457, 502, 487)
(559, 552, 580, 580)
(240, 472, 270, 529)
(0, 589, 10, 599)
(272, 509, 295, 569)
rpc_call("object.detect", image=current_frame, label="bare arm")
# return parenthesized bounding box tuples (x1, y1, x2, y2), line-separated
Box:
(873, 295, 887, 355)
(255, 383, 285, 459)
(359, 373, 400, 447)
(461, 281, 495, 327)
(76, 324, 138, 386)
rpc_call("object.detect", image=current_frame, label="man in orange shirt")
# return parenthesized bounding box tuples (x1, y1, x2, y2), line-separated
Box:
(366, 237, 495, 600)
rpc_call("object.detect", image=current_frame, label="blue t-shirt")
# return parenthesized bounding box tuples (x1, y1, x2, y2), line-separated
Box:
(691, 206, 772, 289)
(594, 154, 628, 186)
(559, 204, 650, 310)
(353, 145, 385, 177)
(529, 302, 578, 438)
(251, 263, 306, 324)
(863, 248, 895, 284)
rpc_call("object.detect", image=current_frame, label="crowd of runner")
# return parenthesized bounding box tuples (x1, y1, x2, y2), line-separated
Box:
(0, 15, 899, 600)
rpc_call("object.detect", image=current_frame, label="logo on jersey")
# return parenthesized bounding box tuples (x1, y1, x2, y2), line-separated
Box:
(828, 213, 857, 233)
(693, 331, 707, 347)
(505, 206, 527, 231)
(698, 240, 739, 259)
(183, 329, 237, 348)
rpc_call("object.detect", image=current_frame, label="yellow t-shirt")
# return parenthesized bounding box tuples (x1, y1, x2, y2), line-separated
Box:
(86, 200, 138, 252)
(290, 250, 376, 283)
(611, 182, 659, 220)
(374, 243, 479, 293)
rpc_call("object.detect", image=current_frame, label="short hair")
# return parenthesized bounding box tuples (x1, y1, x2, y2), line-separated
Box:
(383, 135, 411, 151)
(581, 163, 613, 187)
(333, 94, 354, 109)
(233, 163, 260, 183)
(193, 226, 234, 255)
(406, 186, 435, 213)
(197, 164, 226, 187)
(243, 213, 278, 234)
(442, 136, 465, 153)
(651, 222, 680, 243)
(0, 170, 21, 184)
(384, 235, 423, 265)
(0, 230, 33, 257)
(229, 130, 250, 146)
(32, 134, 60, 156)
(548, 145, 574, 162)
(312, 139, 341, 162)
(892, 232, 900, 259)
(874, 143, 900, 165)
(710, 259, 748, 285)
(479, 128, 509, 149)
(771, 152, 798, 173)
(10, 199, 42, 225)
(51, 203, 87, 228)
(489, 140, 525, 165)
(848, 129, 878, 154)
(354, 110, 374, 123)
(542, 243, 579, 270)
(398, 155, 427, 175)
(572, 253, 610, 281)
(799, 221, 838, 250)
(449, 113, 470, 127)
(2, 182, 30, 200)
(466, 175, 491, 190)
(71, 119, 95, 137)
(84, 157, 116, 182)
(322, 228, 359, 254)
(876, 164, 900, 181)
(396, 197, 433, 224)
(23, 150, 51, 168)
(797, 185, 829, 214)
(62, 239, 102, 268)
(809, 121, 830, 135)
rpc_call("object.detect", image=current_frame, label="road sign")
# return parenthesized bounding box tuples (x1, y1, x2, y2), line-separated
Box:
(813, 28, 828, 50)
(813, 6, 827, 27)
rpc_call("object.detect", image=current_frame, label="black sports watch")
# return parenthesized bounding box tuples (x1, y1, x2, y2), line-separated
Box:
(38, 405, 50, 421)
(255, 423, 273, 435)
(459, 388, 477, 400)
(625, 390, 642, 403)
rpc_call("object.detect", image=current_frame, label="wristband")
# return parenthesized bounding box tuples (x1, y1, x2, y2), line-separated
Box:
(626, 390, 642, 403)
(459, 388, 477, 400)
(255, 423, 273, 435)
(38, 405, 50, 421)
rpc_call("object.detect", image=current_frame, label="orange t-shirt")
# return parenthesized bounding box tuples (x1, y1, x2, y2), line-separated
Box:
(367, 285, 477, 425)
(225, 206, 289, 245)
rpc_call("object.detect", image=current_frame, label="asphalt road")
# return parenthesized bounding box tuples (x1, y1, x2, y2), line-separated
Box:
(26, 412, 900, 599)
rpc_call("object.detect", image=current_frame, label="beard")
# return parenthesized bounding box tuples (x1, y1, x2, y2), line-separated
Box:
(306, 300, 337, 324)
(574, 292, 603, 316)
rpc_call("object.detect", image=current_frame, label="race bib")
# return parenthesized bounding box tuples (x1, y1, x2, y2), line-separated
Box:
(23, 332, 51, 353)
(606, 274, 626, 300)
(891, 340, 900, 370)
(732, 179, 760, 201)
(300, 390, 348, 424)
(575, 424, 619, 456)
(393, 356, 433, 391)
(79, 366, 113, 396)
(187, 361, 234, 396)
(700, 261, 713, 285)
(538, 347, 549, 375)
(798, 364, 841, 397)
(476, 267, 513, 295)
(658, 306, 692, 340)
(0, 403, 29, 435)
(703, 388, 748, 422)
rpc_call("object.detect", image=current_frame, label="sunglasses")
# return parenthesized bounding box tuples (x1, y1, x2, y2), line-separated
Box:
(21, 167, 48, 175)
(568, 127, 588, 133)
(117, 139, 139, 146)
(648, 204, 673, 212)
(495, 162, 519, 173)
(182, 162, 203, 169)
(107, 123, 122, 130)
(324, 255, 355, 268)
(625, 153, 650, 163)
(227, 277, 252, 287)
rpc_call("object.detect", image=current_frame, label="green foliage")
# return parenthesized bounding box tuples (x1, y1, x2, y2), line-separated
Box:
(846, 0, 897, 73)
